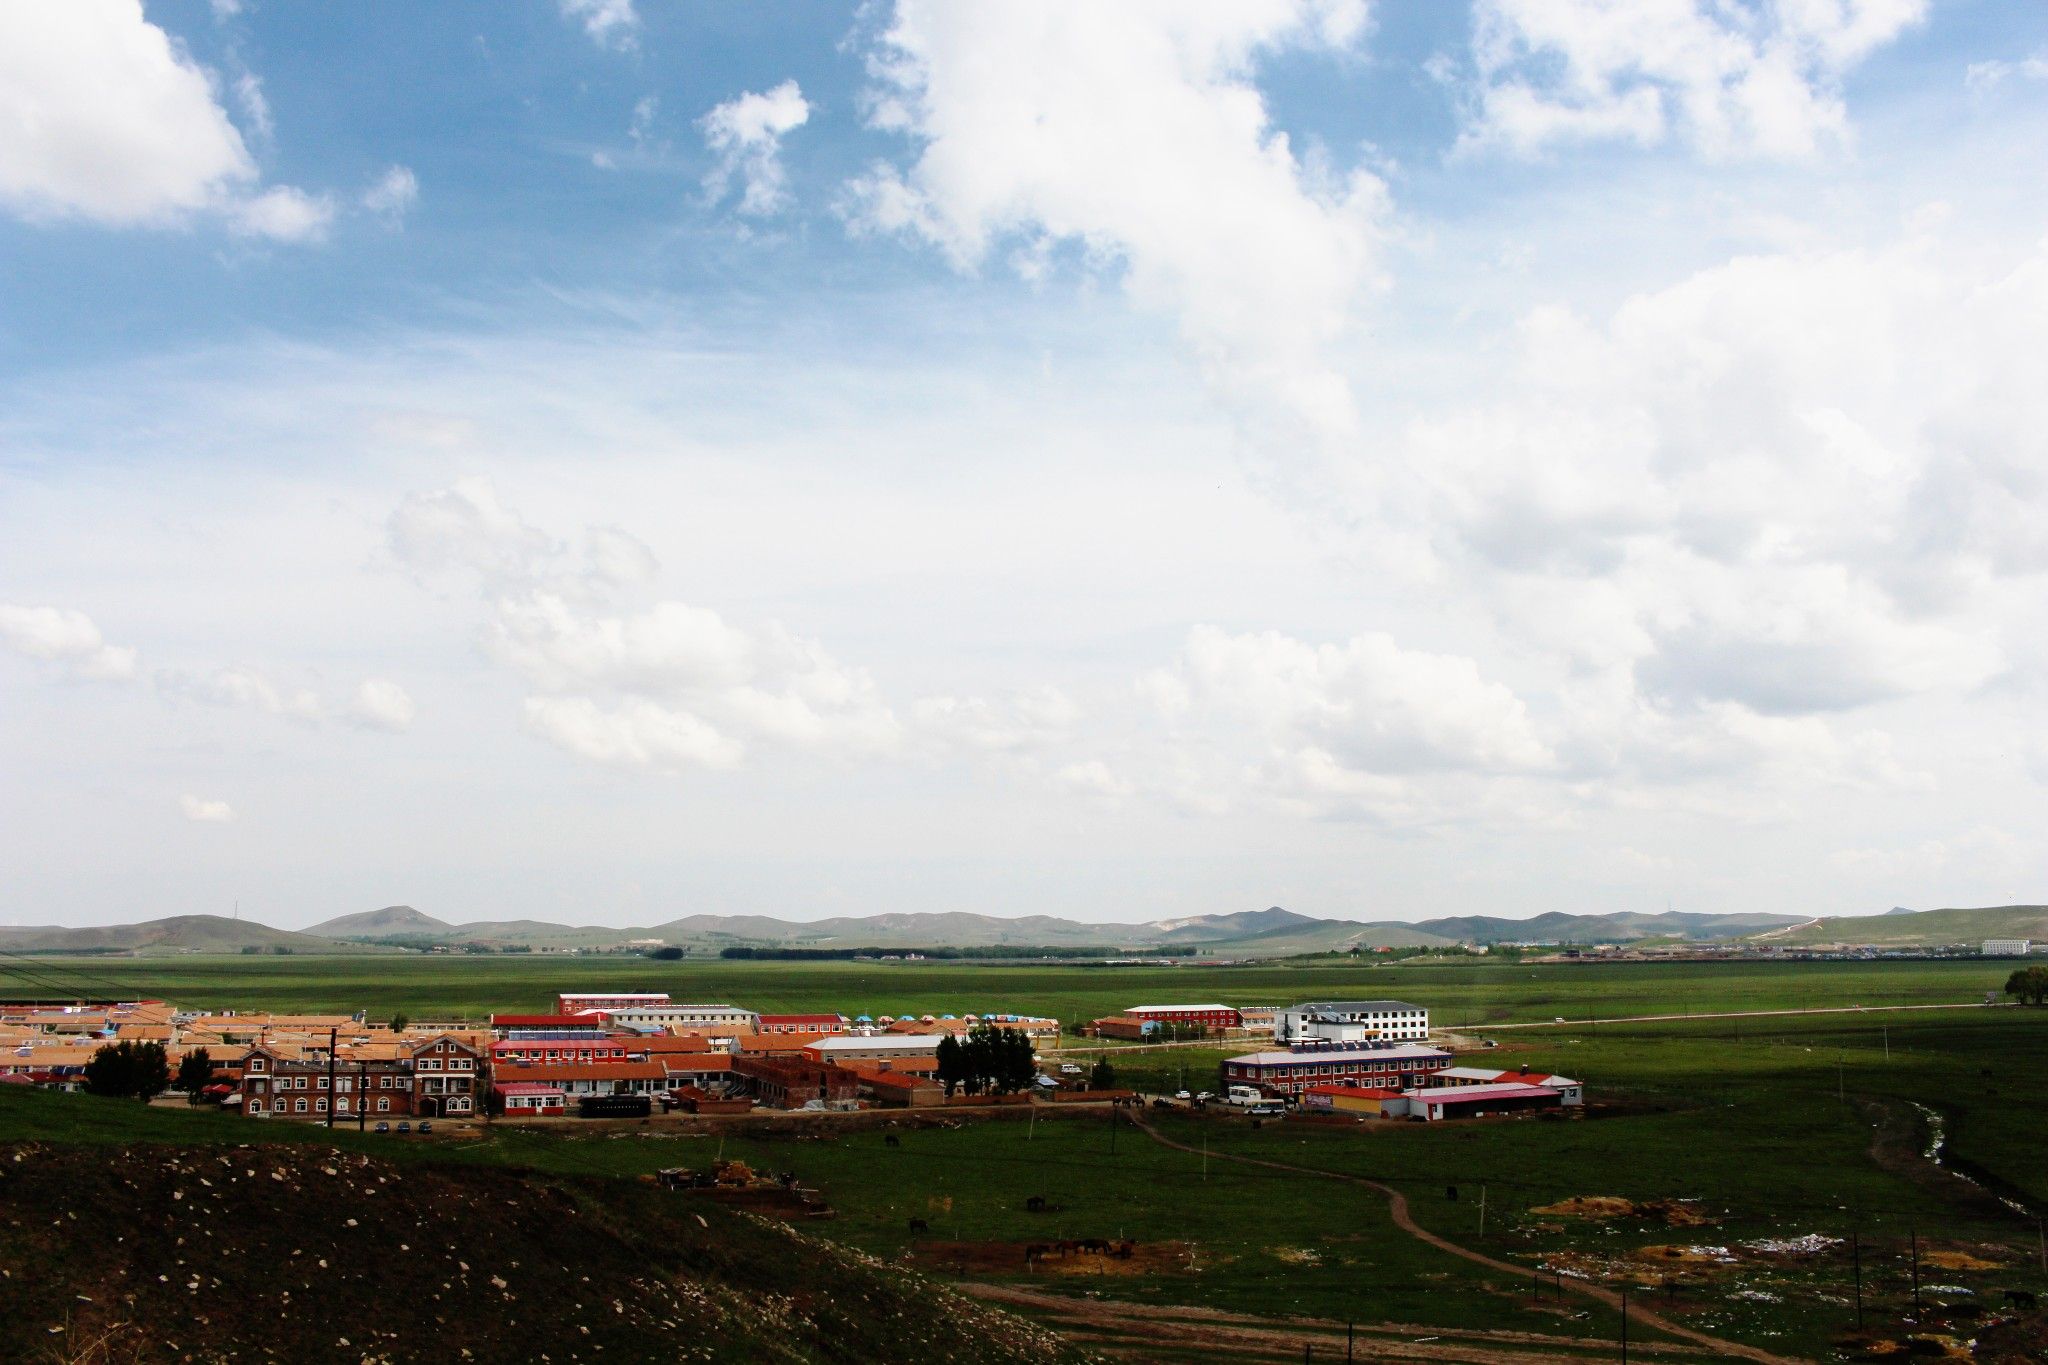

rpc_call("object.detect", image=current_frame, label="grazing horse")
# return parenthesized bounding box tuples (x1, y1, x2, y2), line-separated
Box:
(884, 1133, 901, 1148)
(1025, 1195, 1046, 1213)
(1024, 1243, 1052, 1269)
(1055, 1239, 1080, 1257)
(1078, 1237, 1111, 1255)
(907, 1217, 929, 1233)
(2004, 1289, 2039, 1310)
(1110, 1240, 1135, 1259)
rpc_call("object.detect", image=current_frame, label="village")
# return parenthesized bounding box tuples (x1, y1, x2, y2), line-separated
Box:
(1, 991, 1585, 1127)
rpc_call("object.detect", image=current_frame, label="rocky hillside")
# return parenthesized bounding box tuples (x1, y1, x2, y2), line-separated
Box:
(0, 1141, 1084, 1364)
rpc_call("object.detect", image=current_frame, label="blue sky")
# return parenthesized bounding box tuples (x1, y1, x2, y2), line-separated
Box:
(5, 1, 2048, 929)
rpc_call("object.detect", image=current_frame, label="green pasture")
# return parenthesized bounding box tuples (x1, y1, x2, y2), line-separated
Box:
(0, 953, 2010, 1032)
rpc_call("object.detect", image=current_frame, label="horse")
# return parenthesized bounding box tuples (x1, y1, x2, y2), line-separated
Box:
(1025, 1195, 1047, 1213)
(2004, 1288, 2039, 1310)
(1024, 1243, 1052, 1268)
(1110, 1240, 1135, 1259)
(1078, 1237, 1111, 1255)
(907, 1217, 929, 1233)
(884, 1133, 901, 1148)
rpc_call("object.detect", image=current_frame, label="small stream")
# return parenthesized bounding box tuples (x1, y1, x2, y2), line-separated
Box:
(1909, 1101, 2034, 1218)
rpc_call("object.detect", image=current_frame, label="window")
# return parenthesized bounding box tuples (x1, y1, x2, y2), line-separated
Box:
(248, 1100, 264, 1114)
(315, 1098, 328, 1112)
(294, 1098, 307, 1113)
(376, 1097, 390, 1113)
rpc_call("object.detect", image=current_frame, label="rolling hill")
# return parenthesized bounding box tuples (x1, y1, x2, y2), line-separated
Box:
(0, 914, 392, 956)
(1751, 904, 2048, 948)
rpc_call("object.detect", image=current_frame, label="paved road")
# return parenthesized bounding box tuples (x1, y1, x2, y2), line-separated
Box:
(1127, 1113, 1807, 1365)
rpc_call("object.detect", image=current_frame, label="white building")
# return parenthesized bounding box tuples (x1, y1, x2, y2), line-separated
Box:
(805, 1035, 944, 1065)
(597, 1003, 759, 1034)
(1276, 1000, 1429, 1044)
(1983, 939, 2033, 957)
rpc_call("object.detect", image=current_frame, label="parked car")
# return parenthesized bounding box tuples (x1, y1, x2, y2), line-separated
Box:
(396, 1120, 412, 1133)
(1174, 1089, 1191, 1101)
(417, 1121, 433, 1134)
(373, 1121, 389, 1133)
(1151, 1097, 1175, 1110)
(1058, 1062, 1082, 1075)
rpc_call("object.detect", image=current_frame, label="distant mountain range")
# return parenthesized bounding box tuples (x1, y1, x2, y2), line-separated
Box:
(0, 902, 1842, 958)
(1747, 904, 2048, 948)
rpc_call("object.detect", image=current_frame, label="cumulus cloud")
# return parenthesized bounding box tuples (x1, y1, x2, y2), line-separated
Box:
(179, 794, 235, 823)
(700, 81, 810, 215)
(388, 478, 558, 584)
(0, 604, 139, 681)
(1965, 50, 2048, 91)
(1461, 0, 1927, 159)
(844, 1, 1387, 444)
(360, 165, 419, 220)
(348, 678, 417, 733)
(191, 667, 324, 723)
(559, 0, 639, 50)
(0, 0, 330, 238)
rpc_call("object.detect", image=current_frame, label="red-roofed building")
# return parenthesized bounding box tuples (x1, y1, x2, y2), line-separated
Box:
(1302, 1084, 1404, 1117)
(758, 1013, 847, 1034)
(492, 1082, 567, 1116)
(492, 1038, 630, 1065)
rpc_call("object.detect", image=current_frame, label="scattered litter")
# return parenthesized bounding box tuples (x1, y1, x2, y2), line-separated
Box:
(1744, 1234, 1842, 1255)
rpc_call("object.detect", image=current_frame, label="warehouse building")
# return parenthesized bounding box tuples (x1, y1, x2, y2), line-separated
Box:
(1125, 1003, 1242, 1030)
(1396, 1081, 1569, 1121)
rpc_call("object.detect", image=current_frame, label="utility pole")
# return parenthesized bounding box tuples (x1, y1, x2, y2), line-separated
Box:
(1479, 1184, 1487, 1237)
(1852, 1231, 1863, 1328)
(324, 1028, 337, 1130)
(1619, 1287, 1628, 1364)
(1910, 1227, 1922, 1317)
(357, 1054, 367, 1132)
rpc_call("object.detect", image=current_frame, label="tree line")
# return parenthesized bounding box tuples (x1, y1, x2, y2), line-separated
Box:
(934, 1024, 1038, 1096)
(720, 944, 1141, 960)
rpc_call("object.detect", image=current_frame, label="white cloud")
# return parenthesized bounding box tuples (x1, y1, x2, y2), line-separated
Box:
(1965, 50, 2048, 91)
(228, 184, 334, 242)
(0, 0, 327, 239)
(348, 678, 417, 733)
(912, 688, 1078, 755)
(0, 604, 139, 681)
(388, 478, 558, 584)
(1462, 0, 1928, 159)
(179, 794, 235, 823)
(700, 81, 810, 215)
(523, 696, 744, 772)
(232, 71, 272, 144)
(845, 1, 1387, 444)
(360, 165, 419, 220)
(193, 667, 324, 723)
(1150, 624, 1555, 776)
(559, 0, 639, 51)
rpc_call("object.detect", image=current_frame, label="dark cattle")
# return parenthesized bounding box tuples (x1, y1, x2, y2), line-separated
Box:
(2004, 1289, 2039, 1309)
(1078, 1237, 1111, 1255)
(907, 1217, 929, 1233)
(1024, 1243, 1052, 1268)
(1025, 1195, 1047, 1213)
(1055, 1239, 1080, 1257)
(884, 1133, 901, 1148)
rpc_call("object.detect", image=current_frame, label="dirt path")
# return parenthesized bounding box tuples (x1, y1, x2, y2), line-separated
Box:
(1127, 1114, 1806, 1365)
(1485, 1001, 1997, 1030)
(965, 1282, 1726, 1363)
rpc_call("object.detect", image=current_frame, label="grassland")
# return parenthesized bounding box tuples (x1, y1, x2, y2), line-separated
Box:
(7, 961, 2045, 1361)
(2, 952, 2011, 1032)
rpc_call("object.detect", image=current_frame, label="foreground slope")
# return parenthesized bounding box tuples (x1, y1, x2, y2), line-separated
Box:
(0, 1136, 1082, 1365)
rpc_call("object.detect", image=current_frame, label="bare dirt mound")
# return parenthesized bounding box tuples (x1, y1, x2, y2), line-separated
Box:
(1531, 1196, 1715, 1226)
(0, 1141, 1084, 1364)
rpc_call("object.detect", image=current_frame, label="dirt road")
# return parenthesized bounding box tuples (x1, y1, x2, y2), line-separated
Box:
(1127, 1114, 1807, 1365)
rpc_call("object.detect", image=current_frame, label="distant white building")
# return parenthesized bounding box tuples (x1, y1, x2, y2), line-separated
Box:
(1983, 939, 2033, 957)
(1276, 1000, 1429, 1043)
(597, 1003, 759, 1034)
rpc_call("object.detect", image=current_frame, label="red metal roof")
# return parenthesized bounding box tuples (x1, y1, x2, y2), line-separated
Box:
(491, 1014, 612, 1027)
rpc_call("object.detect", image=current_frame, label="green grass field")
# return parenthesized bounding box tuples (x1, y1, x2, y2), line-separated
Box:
(6, 960, 2044, 1360)
(1, 953, 2011, 1032)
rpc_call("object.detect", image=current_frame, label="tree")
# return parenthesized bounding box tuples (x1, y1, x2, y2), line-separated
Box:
(133, 1042, 170, 1102)
(935, 1034, 965, 1098)
(84, 1044, 133, 1099)
(1089, 1055, 1116, 1091)
(389, 1013, 409, 1033)
(175, 1048, 214, 1102)
(997, 1028, 1037, 1095)
(645, 945, 685, 960)
(84, 1041, 170, 1101)
(2006, 966, 2048, 1006)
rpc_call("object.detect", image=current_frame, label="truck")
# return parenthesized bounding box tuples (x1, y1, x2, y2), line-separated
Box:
(577, 1093, 653, 1119)
(1224, 1085, 1266, 1107)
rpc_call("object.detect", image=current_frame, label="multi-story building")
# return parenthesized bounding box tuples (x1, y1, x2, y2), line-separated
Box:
(803, 1035, 943, 1070)
(758, 1013, 848, 1034)
(238, 1033, 481, 1121)
(1275, 1000, 1429, 1044)
(556, 992, 671, 1016)
(1220, 1041, 1451, 1098)
(731, 1056, 862, 1109)
(1124, 1003, 1241, 1031)
(492, 1013, 614, 1041)
(491, 1037, 631, 1066)
(597, 1003, 759, 1035)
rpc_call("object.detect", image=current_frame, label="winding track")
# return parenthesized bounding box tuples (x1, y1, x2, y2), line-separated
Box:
(1127, 1113, 1807, 1365)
